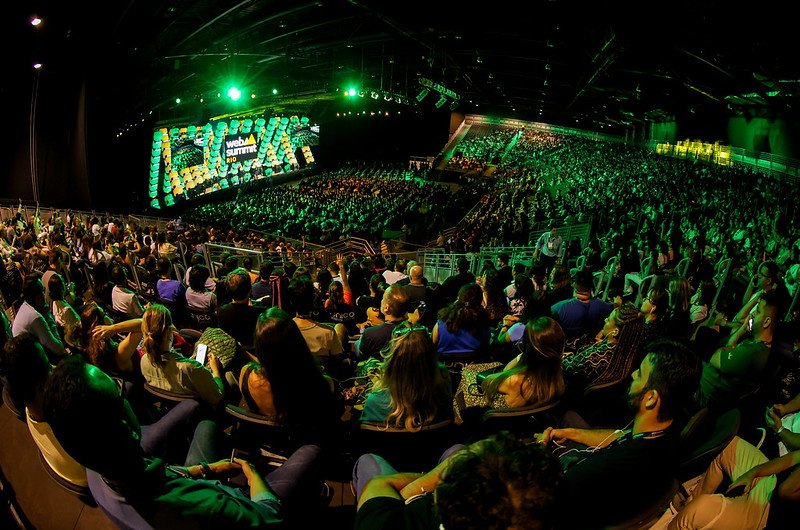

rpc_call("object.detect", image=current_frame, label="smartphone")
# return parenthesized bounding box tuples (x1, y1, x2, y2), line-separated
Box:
(195, 343, 208, 365)
(747, 318, 754, 332)
(230, 447, 252, 463)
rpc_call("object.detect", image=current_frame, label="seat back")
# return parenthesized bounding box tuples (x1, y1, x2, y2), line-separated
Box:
(87, 470, 155, 530)
(676, 257, 690, 278)
(184, 306, 218, 331)
(172, 262, 187, 284)
(2, 385, 25, 421)
(635, 274, 656, 306)
(358, 419, 455, 472)
(678, 408, 740, 481)
(225, 405, 293, 466)
(601, 478, 678, 530)
(481, 400, 562, 437)
(37, 450, 94, 504)
(143, 383, 196, 403)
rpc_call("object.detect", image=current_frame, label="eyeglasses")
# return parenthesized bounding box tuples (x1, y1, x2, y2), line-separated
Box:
(392, 324, 429, 337)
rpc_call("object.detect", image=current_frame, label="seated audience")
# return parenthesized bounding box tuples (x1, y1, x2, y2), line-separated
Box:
(48, 273, 80, 333)
(1, 334, 87, 487)
(667, 436, 778, 529)
(110, 264, 145, 318)
(76, 302, 142, 375)
(251, 261, 275, 301)
(43, 354, 322, 529)
(698, 289, 781, 409)
(356, 284, 410, 360)
(551, 269, 613, 346)
(216, 268, 262, 348)
(156, 257, 186, 303)
(481, 316, 565, 409)
(440, 257, 475, 304)
(288, 277, 346, 365)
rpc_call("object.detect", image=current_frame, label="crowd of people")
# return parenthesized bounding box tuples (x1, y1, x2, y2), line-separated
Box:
(3, 121, 800, 529)
(445, 124, 519, 172)
(184, 163, 477, 244)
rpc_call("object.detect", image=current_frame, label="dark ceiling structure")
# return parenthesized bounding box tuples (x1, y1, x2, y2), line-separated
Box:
(14, 0, 800, 134)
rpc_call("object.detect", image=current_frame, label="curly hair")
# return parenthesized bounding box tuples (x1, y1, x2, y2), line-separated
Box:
(436, 431, 565, 530)
(437, 283, 490, 335)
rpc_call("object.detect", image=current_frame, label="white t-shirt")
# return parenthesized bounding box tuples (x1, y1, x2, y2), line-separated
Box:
(52, 299, 80, 330)
(112, 286, 144, 317)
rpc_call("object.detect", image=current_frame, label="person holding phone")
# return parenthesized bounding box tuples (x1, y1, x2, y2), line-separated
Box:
(697, 290, 782, 409)
(139, 304, 225, 405)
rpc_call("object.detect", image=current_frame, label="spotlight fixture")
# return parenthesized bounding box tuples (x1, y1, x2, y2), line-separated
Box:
(415, 88, 430, 102)
(32, 62, 42, 69)
(30, 16, 42, 26)
(434, 95, 448, 108)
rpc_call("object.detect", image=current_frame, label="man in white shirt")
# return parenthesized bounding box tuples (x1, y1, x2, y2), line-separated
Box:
(382, 259, 407, 285)
(11, 275, 66, 360)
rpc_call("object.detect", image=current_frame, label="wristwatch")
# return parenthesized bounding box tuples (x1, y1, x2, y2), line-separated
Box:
(199, 461, 213, 479)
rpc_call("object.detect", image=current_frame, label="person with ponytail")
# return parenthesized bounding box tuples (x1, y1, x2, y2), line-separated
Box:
(139, 304, 224, 405)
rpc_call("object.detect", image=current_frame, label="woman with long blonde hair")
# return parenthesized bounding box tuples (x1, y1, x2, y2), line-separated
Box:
(139, 304, 224, 405)
(361, 329, 452, 430)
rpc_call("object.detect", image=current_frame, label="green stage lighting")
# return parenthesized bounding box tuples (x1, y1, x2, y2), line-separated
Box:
(227, 87, 241, 101)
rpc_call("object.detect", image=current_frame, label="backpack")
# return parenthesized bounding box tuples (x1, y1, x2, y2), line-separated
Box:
(193, 327, 238, 368)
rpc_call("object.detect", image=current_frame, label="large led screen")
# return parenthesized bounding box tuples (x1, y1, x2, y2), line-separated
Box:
(147, 114, 318, 209)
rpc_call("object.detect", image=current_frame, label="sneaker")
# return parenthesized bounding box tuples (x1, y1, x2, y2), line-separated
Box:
(320, 482, 334, 508)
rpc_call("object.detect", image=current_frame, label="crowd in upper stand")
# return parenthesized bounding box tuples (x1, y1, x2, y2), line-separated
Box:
(445, 124, 518, 171)
(184, 164, 478, 244)
(3, 123, 800, 529)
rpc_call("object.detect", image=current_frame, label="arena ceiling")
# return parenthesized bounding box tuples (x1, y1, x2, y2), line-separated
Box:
(14, 0, 800, 132)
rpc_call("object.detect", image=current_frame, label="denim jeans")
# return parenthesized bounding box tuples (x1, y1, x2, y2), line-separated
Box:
(139, 399, 200, 457)
(352, 444, 465, 503)
(184, 419, 322, 502)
